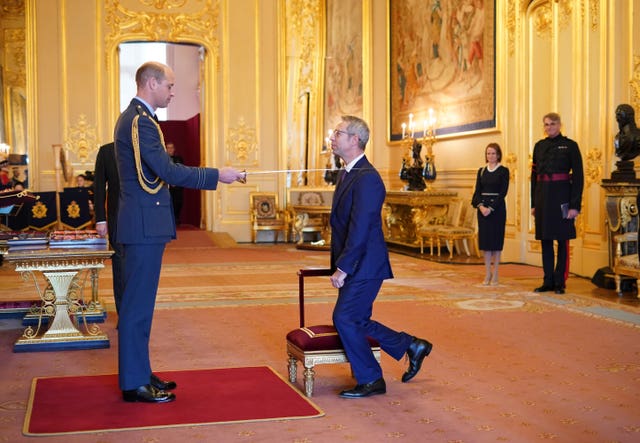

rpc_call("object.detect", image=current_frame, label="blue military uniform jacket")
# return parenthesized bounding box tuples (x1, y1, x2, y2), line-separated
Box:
(113, 99, 219, 245)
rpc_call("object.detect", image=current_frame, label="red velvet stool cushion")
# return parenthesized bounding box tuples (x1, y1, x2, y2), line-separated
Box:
(286, 324, 379, 352)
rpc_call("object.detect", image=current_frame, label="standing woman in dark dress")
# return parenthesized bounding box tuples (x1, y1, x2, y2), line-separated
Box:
(471, 143, 510, 285)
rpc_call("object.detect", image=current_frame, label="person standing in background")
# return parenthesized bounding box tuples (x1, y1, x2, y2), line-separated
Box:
(471, 143, 509, 285)
(328, 115, 433, 398)
(165, 142, 184, 225)
(114, 61, 245, 403)
(0, 160, 11, 191)
(530, 112, 584, 294)
(93, 142, 124, 315)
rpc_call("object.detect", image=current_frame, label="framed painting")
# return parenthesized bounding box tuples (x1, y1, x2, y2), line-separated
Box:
(389, 0, 496, 141)
(323, 0, 364, 151)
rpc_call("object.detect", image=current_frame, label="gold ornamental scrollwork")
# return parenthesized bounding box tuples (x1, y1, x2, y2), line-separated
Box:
(630, 55, 640, 113)
(287, 0, 321, 92)
(105, 0, 220, 49)
(585, 147, 602, 186)
(531, 0, 573, 39)
(64, 114, 98, 164)
(226, 117, 257, 166)
(139, 0, 188, 9)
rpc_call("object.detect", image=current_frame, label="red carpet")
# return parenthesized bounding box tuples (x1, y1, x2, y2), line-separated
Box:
(24, 366, 323, 436)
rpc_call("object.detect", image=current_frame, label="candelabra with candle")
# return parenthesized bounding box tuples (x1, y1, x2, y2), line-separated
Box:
(398, 110, 437, 191)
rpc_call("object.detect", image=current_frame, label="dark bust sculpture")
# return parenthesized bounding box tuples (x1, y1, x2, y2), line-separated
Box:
(608, 104, 640, 182)
(615, 104, 640, 161)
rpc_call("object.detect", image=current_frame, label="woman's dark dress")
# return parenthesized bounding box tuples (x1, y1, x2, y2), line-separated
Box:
(471, 165, 510, 251)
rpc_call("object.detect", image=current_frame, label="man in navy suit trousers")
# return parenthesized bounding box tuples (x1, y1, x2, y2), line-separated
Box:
(114, 61, 245, 403)
(93, 142, 124, 314)
(329, 115, 433, 398)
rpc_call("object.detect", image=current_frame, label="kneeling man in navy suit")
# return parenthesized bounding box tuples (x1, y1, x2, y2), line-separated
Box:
(328, 115, 433, 398)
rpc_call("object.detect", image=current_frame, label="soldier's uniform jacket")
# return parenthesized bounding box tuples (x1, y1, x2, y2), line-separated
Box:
(530, 133, 584, 240)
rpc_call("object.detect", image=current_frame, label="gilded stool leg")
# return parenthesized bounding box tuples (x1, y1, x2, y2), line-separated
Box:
(287, 355, 298, 383)
(303, 365, 315, 397)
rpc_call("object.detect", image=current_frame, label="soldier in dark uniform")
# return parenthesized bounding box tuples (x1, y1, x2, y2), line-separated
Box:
(530, 112, 584, 294)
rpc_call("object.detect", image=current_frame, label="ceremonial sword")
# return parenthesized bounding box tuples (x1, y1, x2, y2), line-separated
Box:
(238, 168, 337, 183)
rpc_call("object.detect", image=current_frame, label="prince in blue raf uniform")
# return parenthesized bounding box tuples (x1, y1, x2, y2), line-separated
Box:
(114, 62, 245, 403)
(328, 115, 433, 398)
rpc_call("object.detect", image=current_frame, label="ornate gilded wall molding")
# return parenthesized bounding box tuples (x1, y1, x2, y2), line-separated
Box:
(0, 0, 24, 16)
(2, 28, 24, 88)
(507, 1, 516, 56)
(64, 114, 97, 164)
(585, 147, 602, 186)
(288, 0, 321, 92)
(630, 55, 640, 113)
(504, 151, 520, 228)
(531, 0, 573, 39)
(139, 0, 188, 8)
(589, 0, 599, 31)
(105, 0, 220, 55)
(557, 0, 573, 30)
(531, 1, 553, 38)
(226, 117, 257, 166)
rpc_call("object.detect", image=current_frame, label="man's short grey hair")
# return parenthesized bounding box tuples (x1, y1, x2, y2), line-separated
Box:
(342, 115, 370, 150)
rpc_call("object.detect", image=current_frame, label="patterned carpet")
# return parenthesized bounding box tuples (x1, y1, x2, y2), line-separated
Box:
(0, 230, 639, 442)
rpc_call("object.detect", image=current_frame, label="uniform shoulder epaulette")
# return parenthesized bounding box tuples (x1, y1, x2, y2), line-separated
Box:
(135, 105, 152, 119)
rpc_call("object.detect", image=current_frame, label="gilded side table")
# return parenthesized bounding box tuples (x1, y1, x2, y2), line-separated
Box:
(5, 245, 113, 352)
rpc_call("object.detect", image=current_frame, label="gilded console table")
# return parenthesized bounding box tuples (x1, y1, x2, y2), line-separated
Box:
(5, 245, 113, 352)
(383, 189, 458, 248)
(601, 180, 640, 267)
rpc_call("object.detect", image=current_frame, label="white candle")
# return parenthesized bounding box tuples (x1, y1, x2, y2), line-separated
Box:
(401, 123, 406, 139)
(423, 120, 428, 137)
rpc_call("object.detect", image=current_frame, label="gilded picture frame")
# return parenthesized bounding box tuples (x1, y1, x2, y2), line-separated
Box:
(389, 0, 496, 141)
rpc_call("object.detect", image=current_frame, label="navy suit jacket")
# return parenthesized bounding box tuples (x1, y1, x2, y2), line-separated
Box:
(330, 156, 393, 281)
(113, 99, 219, 245)
(93, 142, 119, 227)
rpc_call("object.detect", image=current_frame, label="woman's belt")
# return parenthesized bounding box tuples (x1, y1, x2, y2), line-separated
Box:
(537, 173, 571, 182)
(481, 192, 499, 196)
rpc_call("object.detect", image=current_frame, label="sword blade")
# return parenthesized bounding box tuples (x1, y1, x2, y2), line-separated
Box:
(246, 169, 331, 175)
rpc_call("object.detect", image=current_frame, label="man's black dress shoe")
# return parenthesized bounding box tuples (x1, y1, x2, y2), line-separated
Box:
(150, 373, 177, 391)
(402, 337, 433, 383)
(534, 285, 553, 293)
(339, 378, 386, 398)
(554, 286, 565, 294)
(122, 384, 176, 403)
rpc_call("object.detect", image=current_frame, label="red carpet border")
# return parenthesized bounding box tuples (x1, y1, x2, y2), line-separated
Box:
(24, 366, 323, 436)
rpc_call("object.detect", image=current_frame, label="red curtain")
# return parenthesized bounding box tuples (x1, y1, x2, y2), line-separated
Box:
(159, 114, 201, 228)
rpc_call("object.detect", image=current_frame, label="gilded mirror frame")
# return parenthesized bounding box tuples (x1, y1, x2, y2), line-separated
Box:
(103, 0, 220, 229)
